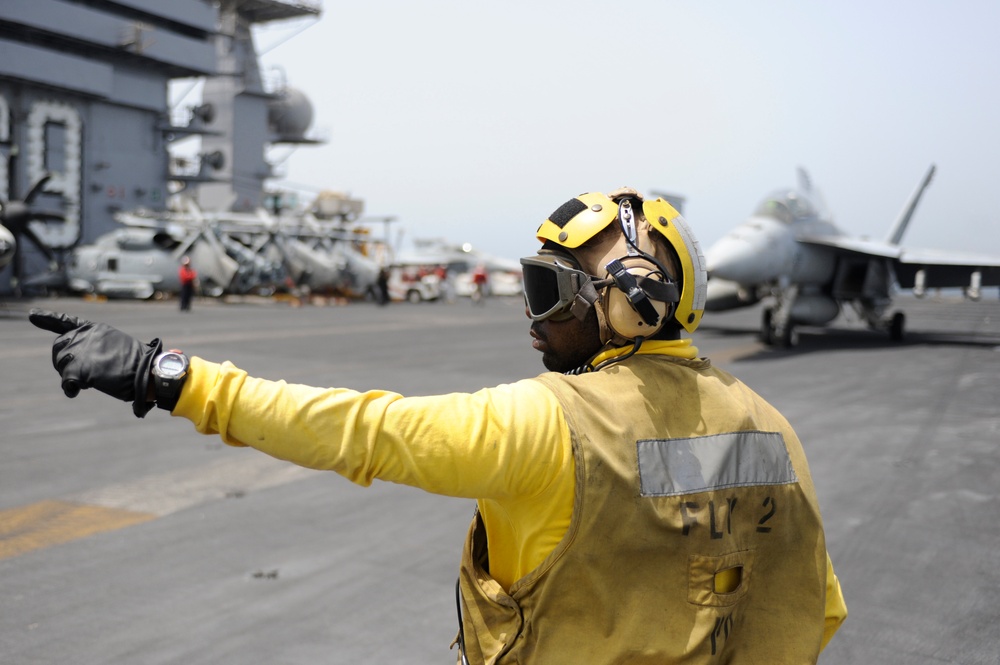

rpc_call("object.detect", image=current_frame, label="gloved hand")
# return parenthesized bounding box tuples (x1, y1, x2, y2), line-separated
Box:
(29, 309, 163, 418)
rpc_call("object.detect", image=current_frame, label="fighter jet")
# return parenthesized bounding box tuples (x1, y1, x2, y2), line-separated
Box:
(704, 166, 1000, 346)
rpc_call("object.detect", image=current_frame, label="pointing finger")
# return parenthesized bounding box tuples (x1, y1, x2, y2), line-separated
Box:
(62, 379, 81, 398)
(29, 309, 84, 335)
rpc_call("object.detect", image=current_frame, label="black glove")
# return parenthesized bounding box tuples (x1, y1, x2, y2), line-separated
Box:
(29, 309, 163, 418)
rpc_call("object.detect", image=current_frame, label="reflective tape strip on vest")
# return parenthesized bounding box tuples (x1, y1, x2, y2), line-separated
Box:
(637, 431, 797, 497)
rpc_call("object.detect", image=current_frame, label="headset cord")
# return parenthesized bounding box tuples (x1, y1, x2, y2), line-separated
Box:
(565, 337, 645, 376)
(455, 579, 471, 665)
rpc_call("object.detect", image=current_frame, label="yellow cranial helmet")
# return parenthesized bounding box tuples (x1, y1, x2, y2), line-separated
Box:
(527, 187, 707, 344)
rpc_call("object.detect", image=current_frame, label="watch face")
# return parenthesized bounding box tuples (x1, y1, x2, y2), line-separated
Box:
(158, 353, 187, 377)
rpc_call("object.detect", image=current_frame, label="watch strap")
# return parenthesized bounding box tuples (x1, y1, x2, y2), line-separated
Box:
(133, 338, 163, 419)
(153, 352, 188, 412)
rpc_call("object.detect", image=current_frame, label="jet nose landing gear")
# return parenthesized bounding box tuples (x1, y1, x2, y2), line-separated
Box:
(760, 306, 799, 348)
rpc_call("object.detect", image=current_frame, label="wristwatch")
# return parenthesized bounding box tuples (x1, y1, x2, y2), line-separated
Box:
(151, 351, 190, 411)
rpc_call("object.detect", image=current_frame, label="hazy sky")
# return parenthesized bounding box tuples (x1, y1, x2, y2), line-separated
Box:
(249, 0, 999, 261)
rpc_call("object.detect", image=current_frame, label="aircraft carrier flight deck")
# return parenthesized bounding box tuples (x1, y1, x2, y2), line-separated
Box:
(2, 294, 999, 664)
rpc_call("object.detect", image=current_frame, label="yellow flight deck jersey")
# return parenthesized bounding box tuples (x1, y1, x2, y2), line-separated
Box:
(174, 340, 845, 663)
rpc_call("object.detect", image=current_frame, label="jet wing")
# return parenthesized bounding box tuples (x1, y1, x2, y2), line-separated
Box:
(798, 235, 901, 259)
(895, 248, 1000, 289)
(799, 235, 1000, 289)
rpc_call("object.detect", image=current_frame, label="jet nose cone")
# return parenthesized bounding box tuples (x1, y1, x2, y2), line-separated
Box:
(705, 217, 791, 284)
(705, 234, 764, 284)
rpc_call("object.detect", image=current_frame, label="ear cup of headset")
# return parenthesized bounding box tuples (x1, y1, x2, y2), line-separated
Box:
(602, 259, 671, 340)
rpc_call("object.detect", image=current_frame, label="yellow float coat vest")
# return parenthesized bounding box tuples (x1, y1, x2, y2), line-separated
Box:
(458, 355, 830, 664)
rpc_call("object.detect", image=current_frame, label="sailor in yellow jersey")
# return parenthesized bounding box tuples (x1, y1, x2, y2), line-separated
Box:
(32, 186, 846, 664)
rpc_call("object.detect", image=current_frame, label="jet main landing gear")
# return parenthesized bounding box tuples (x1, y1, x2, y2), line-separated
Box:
(888, 311, 905, 341)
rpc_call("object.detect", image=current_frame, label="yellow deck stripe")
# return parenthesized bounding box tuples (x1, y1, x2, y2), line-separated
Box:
(1, 455, 316, 561)
(0, 500, 156, 561)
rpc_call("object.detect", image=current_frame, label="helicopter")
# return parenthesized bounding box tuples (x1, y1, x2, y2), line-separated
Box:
(61, 195, 386, 300)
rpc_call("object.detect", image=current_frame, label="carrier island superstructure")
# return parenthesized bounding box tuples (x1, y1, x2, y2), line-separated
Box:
(0, 0, 324, 295)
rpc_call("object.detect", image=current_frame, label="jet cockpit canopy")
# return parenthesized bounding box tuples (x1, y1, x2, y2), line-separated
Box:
(754, 189, 821, 224)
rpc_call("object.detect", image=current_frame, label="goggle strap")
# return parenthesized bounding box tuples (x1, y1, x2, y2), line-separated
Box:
(592, 277, 615, 290)
(570, 279, 600, 321)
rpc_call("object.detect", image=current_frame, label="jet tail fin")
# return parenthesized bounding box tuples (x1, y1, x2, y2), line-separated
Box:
(796, 167, 812, 194)
(796, 167, 830, 220)
(885, 164, 935, 245)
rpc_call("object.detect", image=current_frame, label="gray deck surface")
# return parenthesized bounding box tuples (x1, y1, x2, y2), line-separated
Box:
(2, 293, 998, 664)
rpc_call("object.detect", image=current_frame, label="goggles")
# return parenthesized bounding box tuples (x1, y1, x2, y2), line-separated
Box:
(520, 253, 593, 322)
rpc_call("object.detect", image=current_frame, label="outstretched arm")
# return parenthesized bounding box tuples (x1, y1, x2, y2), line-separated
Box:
(176, 357, 570, 501)
(30, 309, 572, 501)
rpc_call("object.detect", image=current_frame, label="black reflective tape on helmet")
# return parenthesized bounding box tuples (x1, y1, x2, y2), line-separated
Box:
(547, 198, 588, 229)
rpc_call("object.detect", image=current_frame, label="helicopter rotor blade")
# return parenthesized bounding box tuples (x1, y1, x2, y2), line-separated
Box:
(23, 173, 53, 205)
